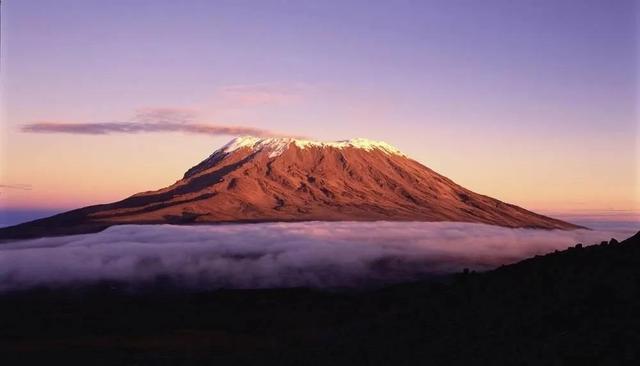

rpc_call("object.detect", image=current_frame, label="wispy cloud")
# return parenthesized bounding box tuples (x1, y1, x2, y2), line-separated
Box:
(21, 83, 308, 137)
(21, 106, 296, 137)
(22, 121, 279, 137)
(216, 84, 304, 108)
(133, 107, 198, 124)
(0, 184, 32, 191)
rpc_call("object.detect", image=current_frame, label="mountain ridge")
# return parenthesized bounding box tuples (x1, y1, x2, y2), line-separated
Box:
(0, 136, 581, 240)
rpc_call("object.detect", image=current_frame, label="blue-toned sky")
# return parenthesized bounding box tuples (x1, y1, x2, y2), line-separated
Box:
(0, 0, 637, 217)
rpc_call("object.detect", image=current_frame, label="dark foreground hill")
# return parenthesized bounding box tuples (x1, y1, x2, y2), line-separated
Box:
(0, 137, 578, 240)
(1, 231, 639, 365)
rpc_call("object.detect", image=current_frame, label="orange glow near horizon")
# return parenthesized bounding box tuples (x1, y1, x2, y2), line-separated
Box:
(1, 131, 638, 215)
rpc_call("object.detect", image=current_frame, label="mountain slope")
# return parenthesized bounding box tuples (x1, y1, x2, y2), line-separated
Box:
(0, 137, 580, 240)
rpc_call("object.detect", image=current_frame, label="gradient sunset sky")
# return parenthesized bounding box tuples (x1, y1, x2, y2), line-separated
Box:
(0, 0, 638, 216)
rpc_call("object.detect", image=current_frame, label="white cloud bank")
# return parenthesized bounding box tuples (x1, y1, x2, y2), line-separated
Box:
(0, 222, 635, 291)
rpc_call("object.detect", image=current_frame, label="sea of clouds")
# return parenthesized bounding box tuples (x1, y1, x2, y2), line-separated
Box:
(0, 221, 636, 291)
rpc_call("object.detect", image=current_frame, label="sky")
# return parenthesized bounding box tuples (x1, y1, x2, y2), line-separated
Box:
(0, 0, 638, 218)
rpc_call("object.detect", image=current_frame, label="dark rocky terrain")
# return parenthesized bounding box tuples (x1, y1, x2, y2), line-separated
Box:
(2, 230, 638, 365)
(0, 137, 578, 240)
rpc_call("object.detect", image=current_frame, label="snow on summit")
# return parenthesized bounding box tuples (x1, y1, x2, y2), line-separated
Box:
(219, 136, 405, 158)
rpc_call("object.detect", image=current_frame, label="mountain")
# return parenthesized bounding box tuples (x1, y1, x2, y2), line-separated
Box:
(0, 136, 580, 240)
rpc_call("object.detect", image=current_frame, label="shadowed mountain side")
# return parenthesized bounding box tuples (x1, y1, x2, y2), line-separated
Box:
(1, 232, 638, 365)
(0, 137, 580, 240)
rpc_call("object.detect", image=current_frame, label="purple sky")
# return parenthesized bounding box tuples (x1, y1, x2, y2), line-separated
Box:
(0, 0, 637, 214)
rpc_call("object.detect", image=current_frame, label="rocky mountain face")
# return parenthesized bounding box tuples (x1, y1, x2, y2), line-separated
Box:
(0, 137, 580, 240)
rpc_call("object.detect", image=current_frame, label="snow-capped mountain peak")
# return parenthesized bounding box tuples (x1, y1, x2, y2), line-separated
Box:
(219, 136, 405, 158)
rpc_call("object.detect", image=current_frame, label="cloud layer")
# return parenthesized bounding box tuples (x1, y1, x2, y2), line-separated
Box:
(0, 222, 632, 291)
